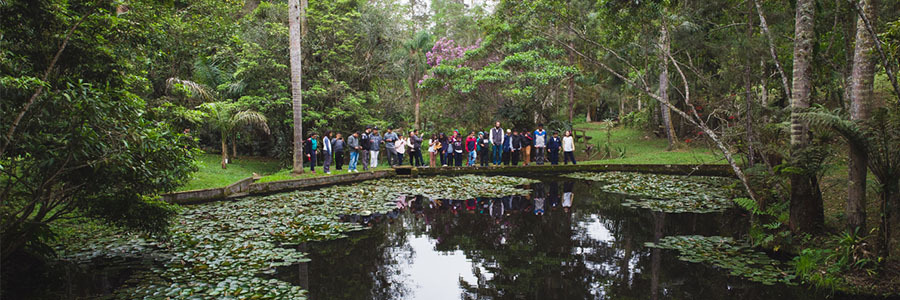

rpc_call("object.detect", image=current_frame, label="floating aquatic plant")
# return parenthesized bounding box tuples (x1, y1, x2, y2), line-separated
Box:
(562, 172, 740, 213)
(645, 235, 796, 286)
(58, 175, 535, 299)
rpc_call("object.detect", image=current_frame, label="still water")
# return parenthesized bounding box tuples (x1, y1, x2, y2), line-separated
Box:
(272, 176, 872, 300)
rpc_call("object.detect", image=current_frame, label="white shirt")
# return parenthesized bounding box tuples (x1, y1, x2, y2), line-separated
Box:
(395, 138, 408, 154)
(562, 136, 575, 152)
(562, 192, 573, 207)
(427, 139, 436, 153)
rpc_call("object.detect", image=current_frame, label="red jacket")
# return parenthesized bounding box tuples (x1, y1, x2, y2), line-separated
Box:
(465, 136, 477, 152)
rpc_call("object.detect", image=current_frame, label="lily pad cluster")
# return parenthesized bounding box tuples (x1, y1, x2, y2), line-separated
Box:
(57, 175, 535, 299)
(645, 235, 796, 286)
(562, 172, 740, 213)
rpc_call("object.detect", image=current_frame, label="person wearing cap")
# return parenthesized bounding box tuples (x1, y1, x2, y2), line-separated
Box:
(369, 127, 382, 169)
(502, 129, 512, 165)
(478, 131, 490, 167)
(533, 123, 547, 165)
(360, 126, 371, 171)
(547, 131, 561, 165)
(489, 121, 504, 166)
(383, 127, 398, 166)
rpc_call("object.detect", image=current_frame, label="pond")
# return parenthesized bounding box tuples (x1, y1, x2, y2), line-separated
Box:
(21, 175, 886, 299)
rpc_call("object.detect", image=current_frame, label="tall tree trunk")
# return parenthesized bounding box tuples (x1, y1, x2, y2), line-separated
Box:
(221, 136, 228, 169)
(411, 66, 421, 130)
(231, 134, 238, 160)
(568, 41, 576, 124)
(289, 0, 306, 174)
(658, 25, 677, 150)
(789, 0, 824, 233)
(847, 0, 877, 232)
(753, 0, 792, 100)
(745, 2, 756, 166)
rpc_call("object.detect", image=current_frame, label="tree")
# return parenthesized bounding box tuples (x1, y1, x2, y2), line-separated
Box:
(404, 31, 433, 130)
(198, 102, 270, 169)
(289, 0, 307, 174)
(658, 22, 678, 150)
(788, 0, 824, 233)
(847, 0, 878, 232)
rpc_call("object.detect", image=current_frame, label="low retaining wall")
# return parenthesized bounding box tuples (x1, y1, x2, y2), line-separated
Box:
(162, 170, 395, 205)
(162, 164, 732, 205)
(415, 163, 735, 177)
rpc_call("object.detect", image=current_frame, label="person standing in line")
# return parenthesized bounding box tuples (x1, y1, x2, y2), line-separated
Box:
(521, 131, 534, 166)
(394, 132, 407, 165)
(439, 133, 449, 167)
(452, 130, 464, 167)
(369, 127, 382, 169)
(478, 132, 490, 167)
(306, 133, 319, 173)
(533, 124, 547, 165)
(445, 133, 455, 166)
(360, 126, 371, 171)
(547, 131, 561, 165)
(347, 131, 360, 172)
(428, 134, 439, 168)
(510, 130, 521, 166)
(563, 130, 576, 165)
(333, 133, 345, 170)
(383, 127, 398, 166)
(489, 121, 504, 166)
(502, 129, 512, 166)
(410, 129, 424, 166)
(465, 131, 477, 166)
(322, 131, 333, 174)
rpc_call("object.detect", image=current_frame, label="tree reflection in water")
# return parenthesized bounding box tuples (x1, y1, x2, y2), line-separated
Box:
(276, 176, 856, 300)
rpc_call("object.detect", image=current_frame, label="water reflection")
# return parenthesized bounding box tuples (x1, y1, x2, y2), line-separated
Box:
(280, 177, 865, 300)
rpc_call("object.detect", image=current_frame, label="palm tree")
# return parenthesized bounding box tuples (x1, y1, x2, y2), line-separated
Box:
(402, 31, 433, 130)
(288, 0, 308, 174)
(199, 102, 270, 169)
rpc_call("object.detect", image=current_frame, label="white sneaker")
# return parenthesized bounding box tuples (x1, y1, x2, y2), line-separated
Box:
(326, 172, 331, 175)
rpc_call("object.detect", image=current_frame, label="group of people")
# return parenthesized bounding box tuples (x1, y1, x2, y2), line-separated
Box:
(303, 121, 577, 174)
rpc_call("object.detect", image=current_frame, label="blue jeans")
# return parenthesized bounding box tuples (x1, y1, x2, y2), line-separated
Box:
(492, 144, 503, 165)
(468, 151, 477, 166)
(349, 151, 359, 171)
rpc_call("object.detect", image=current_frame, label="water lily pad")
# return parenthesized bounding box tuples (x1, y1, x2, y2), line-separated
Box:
(562, 172, 740, 213)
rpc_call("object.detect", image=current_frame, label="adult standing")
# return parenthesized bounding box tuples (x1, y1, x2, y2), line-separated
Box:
(410, 129, 424, 166)
(439, 133, 449, 166)
(360, 126, 372, 171)
(533, 124, 547, 165)
(333, 133, 345, 170)
(348, 131, 360, 172)
(478, 132, 491, 167)
(522, 131, 534, 166)
(428, 134, 439, 168)
(489, 121, 505, 166)
(306, 133, 318, 173)
(369, 127, 382, 169)
(394, 132, 407, 165)
(383, 127, 399, 166)
(323, 131, 333, 174)
(563, 130, 576, 165)
(502, 129, 512, 165)
(547, 131, 561, 165)
(510, 130, 521, 166)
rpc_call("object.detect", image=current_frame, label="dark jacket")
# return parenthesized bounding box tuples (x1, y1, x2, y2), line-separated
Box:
(547, 136, 562, 151)
(522, 134, 534, 147)
(511, 135, 525, 150)
(411, 134, 423, 149)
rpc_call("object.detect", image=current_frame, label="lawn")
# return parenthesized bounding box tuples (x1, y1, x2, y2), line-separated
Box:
(177, 154, 283, 191)
(574, 122, 728, 165)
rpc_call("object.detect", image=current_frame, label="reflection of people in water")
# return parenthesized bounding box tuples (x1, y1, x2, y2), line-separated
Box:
(490, 199, 504, 218)
(563, 181, 574, 213)
(532, 182, 546, 215)
(547, 182, 560, 208)
(466, 198, 476, 211)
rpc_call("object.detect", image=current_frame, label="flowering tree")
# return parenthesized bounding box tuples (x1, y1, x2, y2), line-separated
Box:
(419, 38, 481, 85)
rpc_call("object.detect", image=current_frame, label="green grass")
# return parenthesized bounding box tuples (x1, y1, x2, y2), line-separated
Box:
(257, 165, 396, 183)
(574, 122, 727, 165)
(177, 154, 282, 191)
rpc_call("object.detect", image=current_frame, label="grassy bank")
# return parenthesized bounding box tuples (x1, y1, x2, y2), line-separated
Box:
(176, 154, 282, 191)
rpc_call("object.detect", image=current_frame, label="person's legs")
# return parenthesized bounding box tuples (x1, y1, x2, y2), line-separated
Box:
(369, 150, 378, 168)
(455, 152, 462, 166)
(512, 151, 519, 165)
(429, 152, 436, 167)
(524, 146, 531, 166)
(335, 151, 344, 170)
(323, 151, 331, 173)
(564, 151, 576, 165)
(550, 150, 558, 165)
(309, 152, 316, 172)
(492, 145, 502, 165)
(468, 151, 475, 166)
(502, 151, 510, 165)
(397, 153, 403, 165)
(349, 152, 358, 171)
(536, 147, 545, 165)
(360, 151, 369, 171)
(387, 148, 396, 166)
